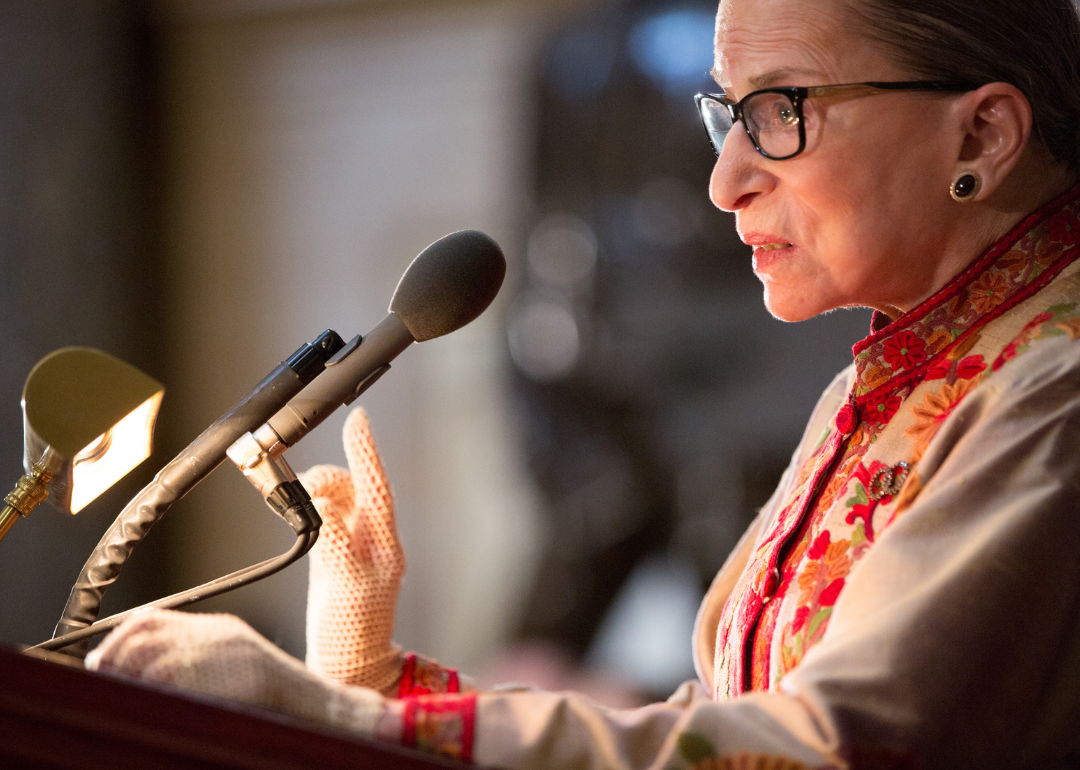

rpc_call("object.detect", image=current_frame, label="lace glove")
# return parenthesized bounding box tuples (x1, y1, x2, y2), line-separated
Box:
(299, 408, 405, 695)
(85, 609, 385, 734)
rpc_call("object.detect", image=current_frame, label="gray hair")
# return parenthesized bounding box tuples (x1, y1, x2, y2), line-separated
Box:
(844, 0, 1080, 175)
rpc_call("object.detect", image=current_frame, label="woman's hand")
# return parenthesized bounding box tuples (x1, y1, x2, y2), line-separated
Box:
(299, 407, 405, 694)
(85, 609, 385, 733)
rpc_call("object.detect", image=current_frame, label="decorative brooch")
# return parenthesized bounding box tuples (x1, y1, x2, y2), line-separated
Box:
(868, 462, 911, 502)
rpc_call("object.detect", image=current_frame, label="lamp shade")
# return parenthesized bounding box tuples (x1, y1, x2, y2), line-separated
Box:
(22, 348, 164, 514)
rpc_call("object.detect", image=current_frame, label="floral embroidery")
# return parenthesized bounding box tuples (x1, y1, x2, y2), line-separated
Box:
(904, 379, 977, 461)
(751, 597, 784, 692)
(948, 332, 981, 361)
(1037, 240, 1068, 267)
(675, 731, 820, 770)
(946, 290, 970, 318)
(1057, 316, 1080, 339)
(956, 354, 987, 380)
(777, 530, 854, 675)
(924, 358, 952, 380)
(715, 429, 850, 698)
(998, 249, 1029, 276)
(927, 352, 987, 382)
(1048, 208, 1080, 246)
(811, 452, 860, 516)
(863, 365, 891, 390)
(994, 303, 1080, 370)
(924, 328, 953, 355)
(848, 424, 867, 449)
(882, 330, 927, 370)
(969, 270, 1010, 314)
(861, 390, 901, 425)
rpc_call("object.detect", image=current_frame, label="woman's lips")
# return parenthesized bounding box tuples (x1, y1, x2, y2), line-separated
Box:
(752, 245, 793, 271)
(746, 238, 796, 273)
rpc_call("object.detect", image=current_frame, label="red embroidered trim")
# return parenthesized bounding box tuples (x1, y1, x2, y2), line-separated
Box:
(398, 652, 462, 698)
(731, 428, 849, 692)
(855, 244, 1078, 420)
(402, 693, 477, 762)
(398, 653, 418, 699)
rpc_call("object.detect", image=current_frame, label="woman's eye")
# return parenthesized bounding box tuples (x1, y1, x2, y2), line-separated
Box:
(749, 98, 799, 131)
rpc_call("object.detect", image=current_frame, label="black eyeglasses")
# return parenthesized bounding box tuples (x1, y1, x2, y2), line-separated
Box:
(695, 80, 977, 160)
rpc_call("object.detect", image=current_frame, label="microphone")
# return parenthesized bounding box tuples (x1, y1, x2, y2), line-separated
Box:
(43, 230, 505, 655)
(262, 229, 506, 450)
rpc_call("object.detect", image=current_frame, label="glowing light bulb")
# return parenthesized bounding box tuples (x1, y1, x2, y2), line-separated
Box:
(70, 391, 163, 514)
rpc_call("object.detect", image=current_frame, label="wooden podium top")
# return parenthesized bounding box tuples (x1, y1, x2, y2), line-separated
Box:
(0, 644, 472, 770)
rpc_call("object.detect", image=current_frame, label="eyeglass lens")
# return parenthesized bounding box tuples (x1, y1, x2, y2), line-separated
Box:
(700, 92, 802, 159)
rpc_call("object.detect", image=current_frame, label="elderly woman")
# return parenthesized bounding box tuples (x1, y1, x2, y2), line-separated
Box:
(87, 0, 1080, 766)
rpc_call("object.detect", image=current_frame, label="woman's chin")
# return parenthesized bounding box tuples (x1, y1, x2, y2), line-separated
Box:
(761, 285, 833, 323)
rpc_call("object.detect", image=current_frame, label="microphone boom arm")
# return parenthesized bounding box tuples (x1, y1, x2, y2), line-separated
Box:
(44, 229, 506, 658)
(39, 413, 328, 654)
(36, 536, 317, 652)
(48, 331, 343, 657)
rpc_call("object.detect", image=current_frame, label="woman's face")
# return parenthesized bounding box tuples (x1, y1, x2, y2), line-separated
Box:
(711, 0, 963, 321)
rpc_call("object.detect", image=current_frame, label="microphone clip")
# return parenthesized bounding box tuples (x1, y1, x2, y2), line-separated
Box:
(227, 426, 320, 535)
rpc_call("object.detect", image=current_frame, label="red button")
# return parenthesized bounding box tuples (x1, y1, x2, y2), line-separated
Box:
(834, 404, 858, 436)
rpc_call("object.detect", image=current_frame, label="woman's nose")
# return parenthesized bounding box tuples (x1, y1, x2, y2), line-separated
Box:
(709, 123, 774, 212)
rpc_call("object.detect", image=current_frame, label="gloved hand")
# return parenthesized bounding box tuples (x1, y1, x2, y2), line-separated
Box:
(299, 407, 406, 694)
(85, 609, 385, 733)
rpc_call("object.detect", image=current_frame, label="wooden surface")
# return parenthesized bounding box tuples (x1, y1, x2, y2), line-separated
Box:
(0, 644, 469, 770)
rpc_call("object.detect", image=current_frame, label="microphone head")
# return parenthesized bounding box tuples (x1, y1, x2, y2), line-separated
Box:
(389, 230, 507, 342)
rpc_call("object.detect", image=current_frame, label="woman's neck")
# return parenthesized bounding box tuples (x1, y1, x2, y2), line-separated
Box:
(887, 155, 1076, 319)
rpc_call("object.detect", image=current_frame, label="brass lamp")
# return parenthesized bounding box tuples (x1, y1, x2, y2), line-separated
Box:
(0, 347, 164, 544)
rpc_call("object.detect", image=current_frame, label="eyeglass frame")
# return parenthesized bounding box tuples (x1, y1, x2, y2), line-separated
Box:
(695, 80, 979, 161)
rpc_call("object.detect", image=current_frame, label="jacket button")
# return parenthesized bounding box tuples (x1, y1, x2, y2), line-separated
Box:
(834, 403, 858, 437)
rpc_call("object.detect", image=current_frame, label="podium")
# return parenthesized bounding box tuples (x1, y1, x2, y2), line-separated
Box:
(0, 644, 471, 769)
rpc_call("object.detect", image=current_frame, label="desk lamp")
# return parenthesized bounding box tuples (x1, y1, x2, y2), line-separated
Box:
(0, 347, 163, 545)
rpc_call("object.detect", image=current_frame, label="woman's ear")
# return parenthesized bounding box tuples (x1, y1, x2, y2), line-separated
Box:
(953, 82, 1033, 200)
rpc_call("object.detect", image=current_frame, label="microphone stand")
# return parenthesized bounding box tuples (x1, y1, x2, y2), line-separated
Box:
(32, 517, 319, 653)
(37, 330, 345, 658)
(37, 229, 507, 658)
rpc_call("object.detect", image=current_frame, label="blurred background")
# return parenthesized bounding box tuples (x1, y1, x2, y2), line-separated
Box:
(0, 0, 870, 704)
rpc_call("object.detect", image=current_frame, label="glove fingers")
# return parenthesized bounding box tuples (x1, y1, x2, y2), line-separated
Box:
(341, 409, 401, 564)
(88, 610, 255, 684)
(87, 609, 387, 725)
(306, 409, 405, 692)
(87, 610, 177, 675)
(298, 465, 355, 511)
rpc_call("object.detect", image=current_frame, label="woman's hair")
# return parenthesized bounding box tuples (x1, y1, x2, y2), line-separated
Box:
(843, 0, 1080, 175)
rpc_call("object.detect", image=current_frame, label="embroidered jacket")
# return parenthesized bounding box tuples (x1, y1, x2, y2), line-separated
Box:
(382, 189, 1080, 768)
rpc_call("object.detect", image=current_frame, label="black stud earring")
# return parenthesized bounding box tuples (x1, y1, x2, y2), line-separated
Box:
(951, 172, 982, 202)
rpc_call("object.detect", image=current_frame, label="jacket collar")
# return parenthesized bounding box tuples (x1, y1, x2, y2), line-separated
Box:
(850, 185, 1080, 419)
